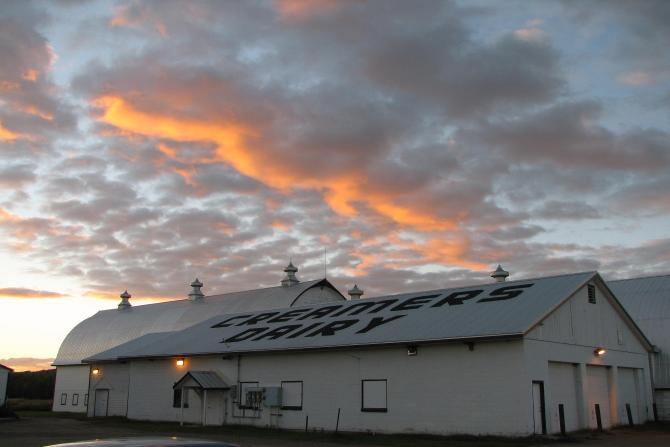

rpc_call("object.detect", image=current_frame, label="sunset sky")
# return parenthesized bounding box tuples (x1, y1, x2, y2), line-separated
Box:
(1, 0, 669, 371)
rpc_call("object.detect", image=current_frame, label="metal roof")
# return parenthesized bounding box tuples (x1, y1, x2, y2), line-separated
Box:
(173, 371, 229, 390)
(86, 272, 611, 362)
(55, 279, 344, 366)
(0, 364, 13, 371)
(609, 274, 670, 386)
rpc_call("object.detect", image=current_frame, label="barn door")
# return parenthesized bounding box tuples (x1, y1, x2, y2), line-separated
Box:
(532, 381, 547, 434)
(94, 389, 109, 417)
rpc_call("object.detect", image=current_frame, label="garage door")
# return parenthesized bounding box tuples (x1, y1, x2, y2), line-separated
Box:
(548, 362, 581, 433)
(618, 368, 641, 425)
(586, 365, 611, 429)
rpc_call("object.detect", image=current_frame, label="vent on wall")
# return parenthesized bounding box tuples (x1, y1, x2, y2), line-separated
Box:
(588, 284, 596, 304)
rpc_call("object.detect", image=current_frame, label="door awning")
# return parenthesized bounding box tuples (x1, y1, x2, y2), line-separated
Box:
(173, 370, 230, 390)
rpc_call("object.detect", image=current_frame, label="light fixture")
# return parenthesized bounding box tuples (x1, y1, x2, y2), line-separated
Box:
(92, 368, 100, 375)
(594, 347, 607, 356)
(176, 358, 185, 366)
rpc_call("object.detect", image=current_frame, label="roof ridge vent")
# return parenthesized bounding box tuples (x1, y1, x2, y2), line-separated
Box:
(188, 278, 204, 301)
(348, 284, 364, 300)
(490, 264, 509, 283)
(281, 260, 300, 287)
(118, 290, 132, 310)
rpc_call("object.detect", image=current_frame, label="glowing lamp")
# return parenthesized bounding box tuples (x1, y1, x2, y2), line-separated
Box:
(176, 358, 185, 367)
(594, 348, 607, 356)
(92, 368, 100, 375)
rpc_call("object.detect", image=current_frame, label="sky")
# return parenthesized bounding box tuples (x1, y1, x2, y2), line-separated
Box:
(1, 0, 669, 371)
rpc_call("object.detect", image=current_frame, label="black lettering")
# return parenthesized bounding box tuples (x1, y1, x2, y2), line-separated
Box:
(223, 327, 268, 343)
(391, 295, 439, 311)
(356, 315, 405, 333)
(267, 309, 310, 323)
(236, 312, 281, 326)
(331, 302, 377, 317)
(297, 305, 343, 320)
(367, 299, 399, 313)
(431, 290, 483, 307)
(287, 322, 323, 338)
(306, 320, 358, 337)
(252, 325, 302, 341)
(478, 284, 534, 303)
(211, 315, 253, 328)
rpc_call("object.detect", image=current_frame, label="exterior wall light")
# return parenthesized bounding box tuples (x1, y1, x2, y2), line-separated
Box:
(594, 348, 607, 356)
(92, 368, 100, 375)
(176, 358, 185, 367)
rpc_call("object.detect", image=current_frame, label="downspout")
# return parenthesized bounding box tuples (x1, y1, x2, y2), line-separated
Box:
(86, 364, 92, 417)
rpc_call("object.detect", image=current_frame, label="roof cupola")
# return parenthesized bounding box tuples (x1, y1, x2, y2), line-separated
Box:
(281, 260, 300, 287)
(118, 290, 132, 310)
(188, 278, 204, 301)
(348, 284, 364, 300)
(490, 264, 509, 283)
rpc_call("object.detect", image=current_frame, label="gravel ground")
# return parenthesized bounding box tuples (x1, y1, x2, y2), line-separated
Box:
(0, 413, 668, 447)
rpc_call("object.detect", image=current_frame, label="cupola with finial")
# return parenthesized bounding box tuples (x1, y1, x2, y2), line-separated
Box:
(188, 278, 204, 301)
(348, 284, 364, 300)
(490, 264, 509, 283)
(118, 290, 132, 310)
(280, 260, 300, 287)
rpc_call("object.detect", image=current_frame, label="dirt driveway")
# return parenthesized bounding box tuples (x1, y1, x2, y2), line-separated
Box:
(1, 414, 668, 447)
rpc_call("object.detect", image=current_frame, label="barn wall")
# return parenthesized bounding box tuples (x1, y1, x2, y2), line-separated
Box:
(0, 368, 8, 406)
(524, 282, 653, 433)
(121, 341, 530, 435)
(52, 365, 90, 413)
(88, 363, 130, 417)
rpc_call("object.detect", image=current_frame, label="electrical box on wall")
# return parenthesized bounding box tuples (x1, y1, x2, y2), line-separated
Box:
(263, 387, 282, 407)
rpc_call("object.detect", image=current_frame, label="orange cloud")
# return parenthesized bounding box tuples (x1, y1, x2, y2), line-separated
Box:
(109, 4, 168, 37)
(274, 0, 342, 20)
(0, 288, 67, 299)
(17, 105, 54, 121)
(92, 94, 485, 268)
(0, 121, 20, 141)
(22, 69, 39, 82)
(0, 358, 54, 371)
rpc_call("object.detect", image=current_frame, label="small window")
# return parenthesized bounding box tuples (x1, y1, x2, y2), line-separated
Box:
(281, 381, 303, 410)
(361, 379, 387, 412)
(84, 394, 89, 406)
(60, 393, 67, 405)
(588, 284, 596, 304)
(239, 381, 260, 409)
(72, 394, 79, 406)
(173, 388, 189, 408)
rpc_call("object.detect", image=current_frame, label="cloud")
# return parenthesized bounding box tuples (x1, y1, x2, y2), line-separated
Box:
(617, 71, 654, 86)
(0, 357, 54, 371)
(0, 288, 67, 299)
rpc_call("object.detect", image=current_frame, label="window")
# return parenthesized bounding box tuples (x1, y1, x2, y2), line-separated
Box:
(72, 393, 79, 406)
(173, 388, 189, 408)
(361, 379, 387, 412)
(239, 381, 260, 409)
(281, 381, 303, 410)
(588, 284, 596, 304)
(84, 394, 89, 406)
(60, 393, 67, 406)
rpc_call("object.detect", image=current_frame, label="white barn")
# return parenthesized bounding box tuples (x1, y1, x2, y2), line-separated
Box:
(52, 264, 345, 413)
(0, 364, 11, 408)
(54, 268, 656, 436)
(609, 275, 670, 420)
